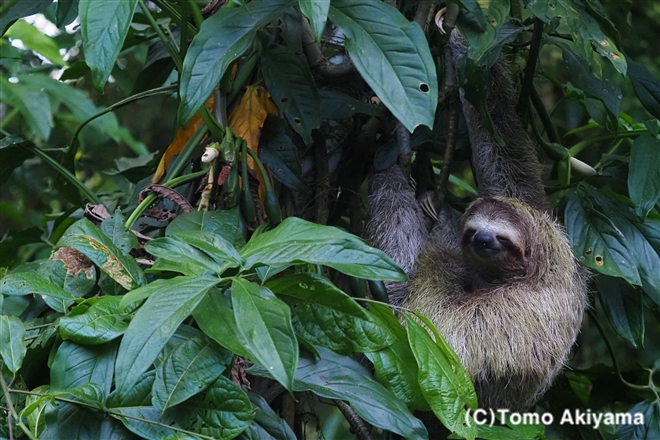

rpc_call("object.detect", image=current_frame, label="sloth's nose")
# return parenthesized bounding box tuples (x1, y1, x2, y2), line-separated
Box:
(472, 230, 502, 253)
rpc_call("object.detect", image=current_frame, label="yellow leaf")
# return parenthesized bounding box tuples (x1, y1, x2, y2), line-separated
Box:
(151, 95, 214, 183)
(229, 85, 278, 199)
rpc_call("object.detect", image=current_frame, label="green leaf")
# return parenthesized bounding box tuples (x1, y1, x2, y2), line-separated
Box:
(178, 0, 296, 124)
(628, 134, 660, 221)
(170, 231, 243, 268)
(56, 218, 146, 290)
(528, 0, 626, 75)
(317, 88, 384, 120)
(145, 237, 223, 276)
(0, 315, 26, 373)
(261, 44, 320, 145)
(59, 296, 130, 345)
(111, 406, 181, 440)
(564, 191, 641, 285)
(5, 20, 67, 66)
(0, 0, 52, 34)
(193, 288, 253, 358)
(298, 0, 329, 44)
(37, 252, 96, 312)
(108, 370, 155, 407)
(615, 400, 660, 439)
(56, 0, 79, 27)
(328, 0, 437, 131)
(114, 275, 219, 400)
(404, 314, 478, 439)
(101, 211, 138, 255)
(0, 135, 36, 186)
(595, 275, 644, 349)
(1, 76, 52, 140)
(247, 392, 296, 440)
(547, 36, 622, 118)
(173, 375, 256, 438)
(152, 337, 233, 412)
(78, 0, 138, 90)
(259, 115, 309, 193)
(250, 346, 429, 440)
(240, 217, 406, 281)
(50, 340, 118, 397)
(119, 275, 197, 309)
(232, 278, 298, 392)
(365, 303, 427, 410)
(267, 273, 393, 353)
(627, 56, 660, 120)
(167, 209, 246, 249)
(0, 272, 76, 310)
(452, 0, 486, 28)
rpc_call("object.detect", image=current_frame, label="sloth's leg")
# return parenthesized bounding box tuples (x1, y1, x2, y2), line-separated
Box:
(450, 31, 548, 211)
(365, 166, 428, 306)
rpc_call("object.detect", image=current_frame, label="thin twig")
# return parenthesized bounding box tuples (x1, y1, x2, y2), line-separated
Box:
(530, 86, 560, 144)
(1, 375, 37, 440)
(517, 18, 545, 115)
(435, 89, 458, 206)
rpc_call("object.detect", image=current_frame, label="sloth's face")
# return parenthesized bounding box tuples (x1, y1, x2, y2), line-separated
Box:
(461, 199, 529, 277)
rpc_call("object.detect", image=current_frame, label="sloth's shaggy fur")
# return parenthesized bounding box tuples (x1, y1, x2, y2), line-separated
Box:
(365, 31, 587, 410)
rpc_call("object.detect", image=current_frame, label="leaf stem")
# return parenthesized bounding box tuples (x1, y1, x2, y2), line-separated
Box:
(28, 144, 101, 205)
(6, 388, 216, 440)
(68, 85, 177, 153)
(124, 169, 208, 229)
(187, 0, 204, 28)
(587, 309, 657, 397)
(138, 0, 183, 71)
(569, 129, 648, 156)
(1, 375, 38, 440)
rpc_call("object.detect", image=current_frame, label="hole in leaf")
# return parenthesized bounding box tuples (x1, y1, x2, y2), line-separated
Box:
(585, 247, 593, 255)
(294, 117, 302, 124)
(281, 97, 289, 103)
(419, 83, 430, 93)
(595, 255, 604, 266)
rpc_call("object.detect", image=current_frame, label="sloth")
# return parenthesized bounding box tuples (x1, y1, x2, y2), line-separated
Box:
(365, 31, 588, 410)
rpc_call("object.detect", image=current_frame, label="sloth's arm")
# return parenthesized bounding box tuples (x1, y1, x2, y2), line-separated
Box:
(365, 166, 428, 305)
(450, 32, 548, 211)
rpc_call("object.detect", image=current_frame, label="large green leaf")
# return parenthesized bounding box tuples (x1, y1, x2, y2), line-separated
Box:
(145, 237, 223, 276)
(628, 134, 660, 221)
(267, 273, 393, 353)
(615, 400, 660, 439)
(59, 296, 130, 345)
(328, 0, 437, 131)
(231, 278, 298, 392)
(261, 44, 320, 145)
(317, 88, 384, 120)
(101, 211, 138, 255)
(5, 20, 67, 66)
(152, 337, 233, 412)
(564, 190, 641, 285)
(0, 135, 36, 186)
(1, 77, 52, 140)
(78, 0, 138, 90)
(178, 0, 296, 124)
(1, 272, 76, 309)
(170, 231, 243, 268)
(247, 392, 296, 440)
(173, 375, 256, 438)
(250, 346, 429, 440)
(595, 275, 644, 349)
(366, 303, 427, 410)
(298, 0, 329, 44)
(547, 36, 621, 118)
(193, 288, 253, 358)
(111, 406, 181, 439)
(114, 275, 219, 400)
(167, 209, 246, 248)
(0, 315, 26, 374)
(0, 0, 52, 34)
(627, 56, 660, 120)
(56, 218, 146, 290)
(404, 314, 478, 439)
(50, 340, 118, 397)
(528, 0, 626, 75)
(259, 115, 309, 193)
(240, 217, 406, 281)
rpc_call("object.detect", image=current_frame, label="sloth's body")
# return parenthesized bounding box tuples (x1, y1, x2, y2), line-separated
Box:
(365, 32, 587, 410)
